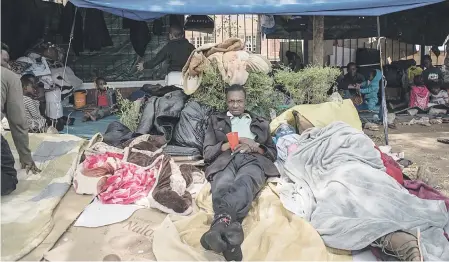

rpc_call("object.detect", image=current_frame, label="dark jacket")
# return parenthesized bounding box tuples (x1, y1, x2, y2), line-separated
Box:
(143, 38, 195, 72)
(135, 90, 187, 141)
(203, 112, 279, 180)
(338, 73, 365, 90)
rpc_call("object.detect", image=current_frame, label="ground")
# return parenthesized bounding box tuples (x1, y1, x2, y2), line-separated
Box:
(366, 124, 449, 196)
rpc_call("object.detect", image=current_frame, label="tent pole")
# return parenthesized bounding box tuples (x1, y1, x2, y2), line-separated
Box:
(377, 16, 389, 145)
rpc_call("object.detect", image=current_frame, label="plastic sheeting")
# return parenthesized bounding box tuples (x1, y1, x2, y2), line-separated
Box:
(68, 0, 444, 20)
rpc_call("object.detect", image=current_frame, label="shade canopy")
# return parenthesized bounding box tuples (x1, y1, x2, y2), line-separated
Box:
(69, 0, 444, 21)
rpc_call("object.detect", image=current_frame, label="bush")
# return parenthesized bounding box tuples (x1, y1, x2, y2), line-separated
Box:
(116, 91, 141, 132)
(191, 61, 284, 118)
(274, 65, 341, 105)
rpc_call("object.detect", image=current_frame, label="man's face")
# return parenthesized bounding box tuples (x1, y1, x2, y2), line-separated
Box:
(348, 65, 357, 76)
(423, 58, 432, 69)
(1, 50, 10, 69)
(226, 90, 246, 116)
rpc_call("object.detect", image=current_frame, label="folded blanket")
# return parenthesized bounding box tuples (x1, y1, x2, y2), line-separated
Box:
(74, 134, 205, 215)
(181, 38, 271, 95)
(279, 122, 449, 261)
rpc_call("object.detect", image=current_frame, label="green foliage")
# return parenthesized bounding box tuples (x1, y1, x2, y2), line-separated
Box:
(116, 91, 141, 132)
(191, 63, 227, 111)
(274, 65, 341, 105)
(191, 62, 285, 118)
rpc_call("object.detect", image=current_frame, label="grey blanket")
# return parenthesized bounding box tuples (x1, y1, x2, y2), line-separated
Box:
(281, 122, 449, 261)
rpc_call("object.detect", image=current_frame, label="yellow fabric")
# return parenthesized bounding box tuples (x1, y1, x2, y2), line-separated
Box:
(152, 183, 352, 261)
(270, 99, 362, 133)
(408, 66, 423, 84)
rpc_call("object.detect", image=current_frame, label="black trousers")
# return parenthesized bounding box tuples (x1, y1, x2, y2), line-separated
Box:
(1, 135, 18, 196)
(210, 154, 266, 222)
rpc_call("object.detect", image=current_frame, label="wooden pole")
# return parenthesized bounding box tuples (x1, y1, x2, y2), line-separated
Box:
(312, 16, 324, 66)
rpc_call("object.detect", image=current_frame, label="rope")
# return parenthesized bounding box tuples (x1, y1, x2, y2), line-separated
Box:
(377, 16, 389, 145)
(57, 7, 78, 134)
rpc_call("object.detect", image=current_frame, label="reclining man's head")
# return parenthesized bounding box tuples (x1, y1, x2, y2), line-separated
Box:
(226, 84, 246, 117)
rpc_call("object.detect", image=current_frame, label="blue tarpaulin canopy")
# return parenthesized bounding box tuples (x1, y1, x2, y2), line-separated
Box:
(69, 0, 444, 21)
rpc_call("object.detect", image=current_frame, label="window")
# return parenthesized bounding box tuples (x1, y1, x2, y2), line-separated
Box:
(189, 36, 215, 48)
(245, 35, 257, 52)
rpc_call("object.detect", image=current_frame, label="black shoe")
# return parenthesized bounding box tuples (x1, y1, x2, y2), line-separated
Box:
(223, 245, 243, 262)
(200, 221, 228, 253)
(201, 214, 245, 261)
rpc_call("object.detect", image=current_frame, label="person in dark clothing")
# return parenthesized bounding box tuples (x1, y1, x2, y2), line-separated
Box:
(285, 50, 303, 72)
(339, 62, 366, 99)
(137, 25, 195, 73)
(201, 84, 279, 261)
(2, 66, 41, 196)
(422, 55, 444, 86)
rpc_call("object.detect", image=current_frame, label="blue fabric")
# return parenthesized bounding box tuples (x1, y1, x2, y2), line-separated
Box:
(69, 0, 443, 21)
(360, 69, 382, 111)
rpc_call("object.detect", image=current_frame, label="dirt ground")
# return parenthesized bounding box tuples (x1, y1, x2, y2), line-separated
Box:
(365, 123, 449, 196)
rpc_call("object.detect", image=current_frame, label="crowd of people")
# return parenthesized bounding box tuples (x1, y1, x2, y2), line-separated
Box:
(337, 55, 448, 112)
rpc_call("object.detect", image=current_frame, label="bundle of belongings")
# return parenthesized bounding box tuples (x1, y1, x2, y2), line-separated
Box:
(74, 133, 206, 215)
(273, 121, 449, 261)
(181, 38, 272, 95)
(9, 41, 82, 123)
(115, 84, 215, 155)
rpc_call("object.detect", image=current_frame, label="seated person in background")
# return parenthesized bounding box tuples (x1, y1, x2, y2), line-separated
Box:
(422, 55, 443, 86)
(83, 77, 117, 122)
(428, 82, 449, 106)
(391, 75, 429, 110)
(21, 74, 66, 132)
(201, 84, 279, 261)
(338, 62, 366, 99)
(285, 51, 303, 72)
(21, 74, 47, 132)
(136, 25, 194, 74)
(355, 69, 382, 111)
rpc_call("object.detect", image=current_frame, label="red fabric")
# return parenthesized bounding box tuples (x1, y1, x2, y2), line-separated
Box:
(98, 161, 158, 204)
(81, 152, 159, 205)
(83, 152, 124, 170)
(409, 85, 430, 109)
(403, 180, 449, 211)
(375, 147, 403, 185)
(97, 93, 109, 106)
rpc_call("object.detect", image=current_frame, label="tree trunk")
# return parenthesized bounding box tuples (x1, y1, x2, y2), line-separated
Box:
(312, 16, 324, 66)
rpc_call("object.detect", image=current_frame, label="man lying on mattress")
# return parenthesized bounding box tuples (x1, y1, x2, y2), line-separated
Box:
(201, 84, 279, 261)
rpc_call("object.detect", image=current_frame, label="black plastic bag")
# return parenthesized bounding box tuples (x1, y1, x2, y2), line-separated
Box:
(173, 101, 214, 151)
(103, 121, 134, 147)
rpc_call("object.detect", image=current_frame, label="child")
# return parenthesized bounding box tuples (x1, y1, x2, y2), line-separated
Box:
(83, 77, 117, 121)
(356, 69, 381, 111)
(408, 75, 430, 109)
(428, 83, 449, 106)
(21, 74, 47, 132)
(21, 74, 69, 132)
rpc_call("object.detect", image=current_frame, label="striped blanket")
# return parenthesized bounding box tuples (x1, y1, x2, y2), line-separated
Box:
(1, 132, 85, 261)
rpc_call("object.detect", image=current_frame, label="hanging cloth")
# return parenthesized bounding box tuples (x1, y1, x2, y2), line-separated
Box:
(84, 9, 113, 52)
(123, 18, 151, 57)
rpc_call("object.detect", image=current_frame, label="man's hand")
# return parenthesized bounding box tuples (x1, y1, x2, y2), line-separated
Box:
(21, 161, 41, 175)
(236, 138, 261, 153)
(234, 143, 252, 154)
(221, 142, 230, 152)
(136, 63, 144, 71)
